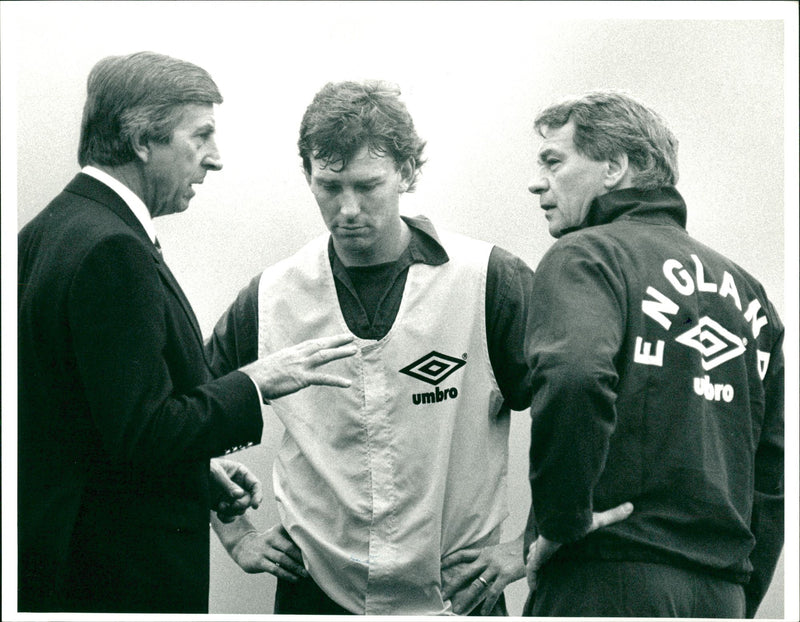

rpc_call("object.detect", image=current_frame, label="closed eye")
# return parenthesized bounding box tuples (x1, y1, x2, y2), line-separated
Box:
(537, 148, 562, 169)
(194, 123, 216, 140)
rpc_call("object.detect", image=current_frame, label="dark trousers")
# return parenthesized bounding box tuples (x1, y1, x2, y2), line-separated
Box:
(523, 560, 746, 618)
(275, 575, 508, 615)
(275, 576, 353, 615)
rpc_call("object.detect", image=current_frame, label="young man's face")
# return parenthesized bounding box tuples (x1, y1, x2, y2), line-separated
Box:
(306, 145, 413, 266)
(528, 120, 610, 238)
(141, 103, 223, 217)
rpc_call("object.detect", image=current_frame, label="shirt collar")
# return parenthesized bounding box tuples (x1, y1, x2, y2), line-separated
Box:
(82, 165, 158, 244)
(400, 215, 449, 266)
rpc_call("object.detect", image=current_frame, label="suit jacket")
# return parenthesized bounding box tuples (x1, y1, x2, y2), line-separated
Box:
(17, 173, 263, 613)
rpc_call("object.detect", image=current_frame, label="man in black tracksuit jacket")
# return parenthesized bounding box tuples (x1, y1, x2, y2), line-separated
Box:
(522, 91, 784, 618)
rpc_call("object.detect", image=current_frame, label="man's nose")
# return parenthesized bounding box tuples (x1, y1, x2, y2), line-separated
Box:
(339, 190, 360, 216)
(528, 174, 547, 195)
(203, 139, 223, 171)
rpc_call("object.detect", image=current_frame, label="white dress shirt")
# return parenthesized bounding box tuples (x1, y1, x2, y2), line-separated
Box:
(82, 165, 157, 244)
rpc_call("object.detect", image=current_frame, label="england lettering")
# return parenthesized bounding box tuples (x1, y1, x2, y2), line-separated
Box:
(658, 254, 768, 338)
(635, 254, 771, 381)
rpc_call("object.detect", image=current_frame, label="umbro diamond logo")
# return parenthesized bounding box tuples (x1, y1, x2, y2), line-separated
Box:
(399, 351, 466, 386)
(675, 316, 746, 371)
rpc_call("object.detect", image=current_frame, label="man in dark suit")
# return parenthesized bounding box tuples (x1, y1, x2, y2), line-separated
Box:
(17, 51, 357, 613)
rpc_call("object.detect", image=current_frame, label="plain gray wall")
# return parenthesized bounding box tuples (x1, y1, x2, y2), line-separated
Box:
(3, 2, 796, 619)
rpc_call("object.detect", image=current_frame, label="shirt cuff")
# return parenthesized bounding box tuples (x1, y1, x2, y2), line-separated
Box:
(248, 376, 270, 405)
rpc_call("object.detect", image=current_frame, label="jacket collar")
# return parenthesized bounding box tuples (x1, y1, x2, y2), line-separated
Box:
(65, 173, 155, 251)
(64, 173, 204, 346)
(565, 186, 688, 235)
(81, 165, 157, 244)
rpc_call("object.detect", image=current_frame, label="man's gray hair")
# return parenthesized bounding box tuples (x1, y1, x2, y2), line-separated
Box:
(535, 90, 679, 189)
(78, 51, 222, 167)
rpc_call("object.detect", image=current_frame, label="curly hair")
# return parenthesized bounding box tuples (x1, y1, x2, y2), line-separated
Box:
(534, 90, 679, 189)
(298, 80, 427, 191)
(78, 51, 222, 167)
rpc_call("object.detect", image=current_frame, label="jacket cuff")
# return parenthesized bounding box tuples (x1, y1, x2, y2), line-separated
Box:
(212, 370, 264, 454)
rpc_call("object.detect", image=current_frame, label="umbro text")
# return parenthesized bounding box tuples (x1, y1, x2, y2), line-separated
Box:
(694, 375, 734, 403)
(412, 386, 458, 405)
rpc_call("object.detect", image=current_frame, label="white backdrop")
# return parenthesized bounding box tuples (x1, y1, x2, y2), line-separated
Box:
(2, 1, 797, 619)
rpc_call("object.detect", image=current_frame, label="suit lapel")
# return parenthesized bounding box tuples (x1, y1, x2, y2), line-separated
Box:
(153, 258, 206, 348)
(65, 173, 206, 348)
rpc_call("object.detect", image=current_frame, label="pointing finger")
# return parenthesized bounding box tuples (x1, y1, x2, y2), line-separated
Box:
(315, 344, 358, 364)
(307, 373, 353, 388)
(313, 333, 355, 350)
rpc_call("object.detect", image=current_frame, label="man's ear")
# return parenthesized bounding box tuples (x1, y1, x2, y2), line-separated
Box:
(604, 152, 631, 190)
(398, 158, 415, 193)
(131, 131, 151, 164)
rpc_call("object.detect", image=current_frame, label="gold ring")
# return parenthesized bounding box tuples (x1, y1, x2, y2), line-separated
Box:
(477, 576, 488, 587)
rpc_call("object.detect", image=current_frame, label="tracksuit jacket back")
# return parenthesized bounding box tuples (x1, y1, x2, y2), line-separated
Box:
(526, 187, 784, 612)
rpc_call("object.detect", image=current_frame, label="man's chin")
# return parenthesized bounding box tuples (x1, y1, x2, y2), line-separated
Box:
(333, 231, 369, 247)
(151, 200, 191, 218)
(172, 199, 192, 215)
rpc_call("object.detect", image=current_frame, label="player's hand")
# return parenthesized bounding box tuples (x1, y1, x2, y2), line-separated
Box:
(442, 536, 525, 615)
(230, 523, 309, 582)
(526, 502, 633, 591)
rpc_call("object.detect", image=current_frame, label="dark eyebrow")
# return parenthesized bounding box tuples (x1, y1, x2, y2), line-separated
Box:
(315, 174, 383, 186)
(194, 122, 215, 136)
(355, 176, 383, 185)
(537, 147, 561, 163)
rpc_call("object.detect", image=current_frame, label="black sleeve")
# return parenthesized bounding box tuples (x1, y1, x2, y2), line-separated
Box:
(745, 321, 785, 617)
(68, 235, 262, 468)
(485, 246, 535, 411)
(526, 240, 625, 543)
(205, 274, 262, 377)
